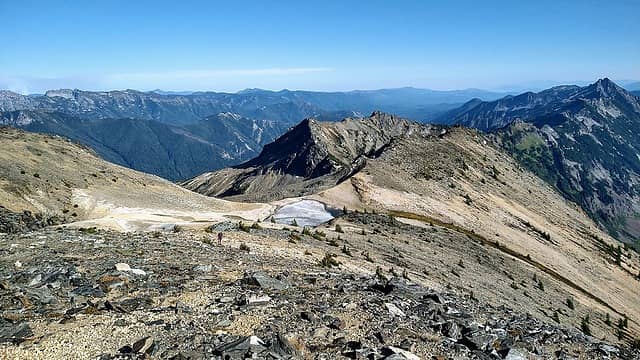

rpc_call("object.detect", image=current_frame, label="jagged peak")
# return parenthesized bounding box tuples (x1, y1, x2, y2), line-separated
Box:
(581, 78, 627, 99)
(370, 110, 390, 117)
(291, 117, 321, 132)
(356, 111, 410, 126)
(368, 110, 402, 121)
(593, 77, 619, 91)
(238, 111, 419, 179)
(595, 77, 614, 86)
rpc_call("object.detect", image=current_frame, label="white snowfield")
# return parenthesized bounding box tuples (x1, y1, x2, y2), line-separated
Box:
(272, 199, 335, 227)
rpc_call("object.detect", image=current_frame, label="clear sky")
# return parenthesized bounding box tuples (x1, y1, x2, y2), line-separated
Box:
(1, 0, 638, 93)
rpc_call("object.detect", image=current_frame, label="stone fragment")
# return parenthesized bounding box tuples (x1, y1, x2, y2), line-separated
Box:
(385, 302, 406, 317)
(213, 335, 267, 358)
(444, 321, 462, 340)
(0, 321, 33, 344)
(132, 336, 155, 354)
(300, 311, 317, 322)
(193, 264, 213, 273)
(118, 345, 133, 354)
(245, 294, 271, 306)
(381, 346, 421, 360)
(505, 348, 530, 360)
(598, 344, 619, 355)
(461, 332, 498, 351)
(242, 272, 289, 290)
(114, 263, 146, 276)
(327, 316, 345, 330)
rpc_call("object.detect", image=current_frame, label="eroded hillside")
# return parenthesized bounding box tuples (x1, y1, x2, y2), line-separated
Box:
(441, 79, 640, 242)
(0, 127, 270, 231)
(311, 126, 640, 343)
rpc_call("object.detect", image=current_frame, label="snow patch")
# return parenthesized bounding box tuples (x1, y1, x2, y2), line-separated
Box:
(273, 200, 334, 227)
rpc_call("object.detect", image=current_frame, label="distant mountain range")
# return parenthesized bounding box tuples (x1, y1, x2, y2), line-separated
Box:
(0, 87, 507, 124)
(441, 78, 640, 241)
(625, 82, 640, 91)
(0, 87, 506, 180)
(3, 80, 640, 242)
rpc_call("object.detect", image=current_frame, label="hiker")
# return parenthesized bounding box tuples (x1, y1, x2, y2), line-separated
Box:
(217, 232, 223, 245)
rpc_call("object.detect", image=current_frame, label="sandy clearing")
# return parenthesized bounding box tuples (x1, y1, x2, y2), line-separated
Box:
(66, 188, 275, 232)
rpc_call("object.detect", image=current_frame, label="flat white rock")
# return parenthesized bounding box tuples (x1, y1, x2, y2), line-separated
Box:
(115, 262, 147, 276)
(385, 302, 406, 317)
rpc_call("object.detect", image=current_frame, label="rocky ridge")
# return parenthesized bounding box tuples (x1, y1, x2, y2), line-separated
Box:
(182, 112, 429, 201)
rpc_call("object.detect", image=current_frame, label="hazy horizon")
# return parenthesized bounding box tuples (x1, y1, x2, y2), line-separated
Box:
(3, 77, 639, 96)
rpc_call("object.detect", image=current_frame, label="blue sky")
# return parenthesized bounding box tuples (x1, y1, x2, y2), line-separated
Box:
(1, 0, 638, 93)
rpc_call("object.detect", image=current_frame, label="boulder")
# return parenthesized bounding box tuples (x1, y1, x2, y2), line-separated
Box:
(0, 321, 33, 344)
(242, 272, 290, 291)
(114, 263, 146, 276)
(385, 302, 406, 317)
(505, 348, 530, 360)
(380, 346, 420, 360)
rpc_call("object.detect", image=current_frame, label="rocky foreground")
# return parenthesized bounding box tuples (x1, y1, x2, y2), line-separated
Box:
(1, 218, 637, 360)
